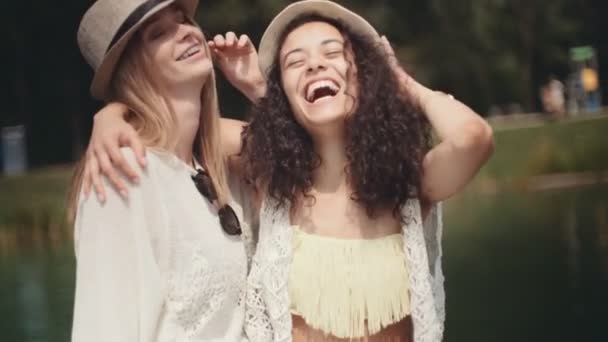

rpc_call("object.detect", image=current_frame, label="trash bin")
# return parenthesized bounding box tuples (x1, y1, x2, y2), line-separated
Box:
(1, 125, 28, 176)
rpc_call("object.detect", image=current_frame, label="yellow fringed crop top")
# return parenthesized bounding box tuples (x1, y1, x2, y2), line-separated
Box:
(289, 227, 411, 339)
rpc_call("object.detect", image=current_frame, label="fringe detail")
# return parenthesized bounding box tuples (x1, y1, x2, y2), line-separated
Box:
(289, 228, 411, 339)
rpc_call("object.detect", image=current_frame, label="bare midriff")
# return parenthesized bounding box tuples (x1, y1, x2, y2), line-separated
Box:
(292, 315, 413, 342)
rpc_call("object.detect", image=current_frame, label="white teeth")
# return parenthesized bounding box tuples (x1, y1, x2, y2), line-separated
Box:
(178, 45, 201, 61)
(305, 80, 339, 102)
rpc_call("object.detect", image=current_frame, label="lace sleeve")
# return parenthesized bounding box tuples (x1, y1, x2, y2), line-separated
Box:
(245, 198, 294, 342)
(244, 252, 274, 341)
(423, 201, 446, 324)
(226, 173, 259, 269)
(244, 197, 274, 341)
(402, 200, 445, 342)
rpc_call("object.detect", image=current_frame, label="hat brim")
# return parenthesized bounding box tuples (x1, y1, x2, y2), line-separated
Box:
(258, 0, 380, 78)
(91, 0, 198, 100)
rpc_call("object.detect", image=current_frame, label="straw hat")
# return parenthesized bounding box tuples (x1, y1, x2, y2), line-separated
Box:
(258, 0, 380, 77)
(78, 0, 199, 100)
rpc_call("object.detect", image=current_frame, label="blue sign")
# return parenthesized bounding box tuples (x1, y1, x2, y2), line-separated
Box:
(1, 125, 28, 176)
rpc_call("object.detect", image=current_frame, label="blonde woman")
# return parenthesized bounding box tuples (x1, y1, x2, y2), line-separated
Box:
(71, 0, 259, 340)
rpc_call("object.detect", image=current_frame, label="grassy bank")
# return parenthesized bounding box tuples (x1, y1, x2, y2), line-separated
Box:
(476, 114, 608, 189)
(0, 166, 72, 249)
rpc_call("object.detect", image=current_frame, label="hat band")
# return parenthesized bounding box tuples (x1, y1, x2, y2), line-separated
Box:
(107, 0, 172, 52)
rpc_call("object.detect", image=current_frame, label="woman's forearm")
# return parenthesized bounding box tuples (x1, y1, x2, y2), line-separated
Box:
(239, 76, 267, 103)
(405, 79, 494, 201)
(412, 82, 492, 145)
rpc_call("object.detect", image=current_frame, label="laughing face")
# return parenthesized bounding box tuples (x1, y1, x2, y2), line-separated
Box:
(279, 21, 358, 136)
(139, 5, 212, 89)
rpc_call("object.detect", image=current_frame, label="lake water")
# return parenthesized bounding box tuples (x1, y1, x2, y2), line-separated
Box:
(1, 184, 606, 341)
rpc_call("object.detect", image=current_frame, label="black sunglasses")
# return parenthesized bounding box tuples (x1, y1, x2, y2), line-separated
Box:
(191, 169, 242, 236)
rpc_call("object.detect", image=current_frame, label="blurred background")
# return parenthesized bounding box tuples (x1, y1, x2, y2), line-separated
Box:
(0, 0, 607, 341)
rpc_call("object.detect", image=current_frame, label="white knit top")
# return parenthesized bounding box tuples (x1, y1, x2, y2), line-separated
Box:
(71, 148, 251, 342)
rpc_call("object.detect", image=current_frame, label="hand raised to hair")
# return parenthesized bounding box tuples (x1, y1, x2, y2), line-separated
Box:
(380, 35, 450, 104)
(380, 36, 414, 86)
(209, 32, 266, 101)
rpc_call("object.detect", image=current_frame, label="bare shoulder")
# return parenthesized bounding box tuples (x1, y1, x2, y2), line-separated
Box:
(219, 118, 247, 158)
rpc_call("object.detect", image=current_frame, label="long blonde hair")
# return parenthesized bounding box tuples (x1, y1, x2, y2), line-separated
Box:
(68, 28, 229, 223)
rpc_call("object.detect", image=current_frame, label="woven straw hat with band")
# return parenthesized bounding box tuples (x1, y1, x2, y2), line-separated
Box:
(78, 0, 199, 100)
(258, 0, 381, 78)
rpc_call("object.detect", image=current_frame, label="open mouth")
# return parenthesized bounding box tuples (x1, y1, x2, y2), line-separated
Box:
(176, 43, 202, 61)
(304, 79, 340, 103)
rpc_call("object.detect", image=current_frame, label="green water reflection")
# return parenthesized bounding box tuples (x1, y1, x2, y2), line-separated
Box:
(444, 184, 608, 341)
(1, 184, 606, 341)
(1, 244, 74, 342)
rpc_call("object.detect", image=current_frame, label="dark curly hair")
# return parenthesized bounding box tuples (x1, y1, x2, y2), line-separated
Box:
(241, 13, 431, 219)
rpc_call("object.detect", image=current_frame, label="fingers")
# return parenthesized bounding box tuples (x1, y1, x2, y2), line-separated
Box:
(119, 127, 146, 169)
(130, 132, 147, 168)
(82, 156, 92, 199)
(237, 34, 250, 49)
(96, 145, 128, 199)
(108, 142, 139, 185)
(83, 145, 97, 198)
(380, 35, 397, 64)
(379, 36, 414, 89)
(211, 47, 227, 62)
(225, 31, 237, 47)
(88, 152, 107, 203)
(211, 32, 251, 54)
(212, 34, 226, 48)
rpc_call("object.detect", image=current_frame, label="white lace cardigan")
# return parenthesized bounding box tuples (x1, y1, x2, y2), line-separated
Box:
(244, 198, 445, 342)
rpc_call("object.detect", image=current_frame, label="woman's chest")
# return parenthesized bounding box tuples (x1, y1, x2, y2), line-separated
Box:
(291, 195, 402, 239)
(161, 187, 248, 291)
(155, 180, 248, 336)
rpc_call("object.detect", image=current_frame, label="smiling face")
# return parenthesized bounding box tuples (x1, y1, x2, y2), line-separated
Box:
(139, 5, 212, 89)
(279, 21, 358, 135)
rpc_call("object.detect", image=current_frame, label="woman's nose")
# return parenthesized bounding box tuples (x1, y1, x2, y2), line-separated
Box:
(306, 55, 327, 73)
(177, 23, 198, 42)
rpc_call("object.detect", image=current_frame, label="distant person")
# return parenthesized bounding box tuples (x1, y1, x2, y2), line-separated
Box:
(541, 75, 566, 119)
(582, 67, 601, 112)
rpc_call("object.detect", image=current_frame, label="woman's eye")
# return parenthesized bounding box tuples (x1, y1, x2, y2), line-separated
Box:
(287, 60, 304, 68)
(327, 50, 343, 58)
(150, 29, 165, 40)
(148, 23, 172, 40)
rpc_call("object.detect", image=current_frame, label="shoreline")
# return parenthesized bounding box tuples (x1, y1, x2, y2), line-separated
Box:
(473, 171, 608, 195)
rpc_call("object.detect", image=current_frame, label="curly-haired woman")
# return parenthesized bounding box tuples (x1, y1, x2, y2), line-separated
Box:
(79, 1, 493, 341)
(241, 2, 493, 342)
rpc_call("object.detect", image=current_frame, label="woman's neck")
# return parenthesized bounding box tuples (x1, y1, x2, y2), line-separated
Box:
(167, 85, 202, 165)
(312, 133, 349, 194)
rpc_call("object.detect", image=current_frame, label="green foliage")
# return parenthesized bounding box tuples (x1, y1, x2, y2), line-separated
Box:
(0, 167, 72, 233)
